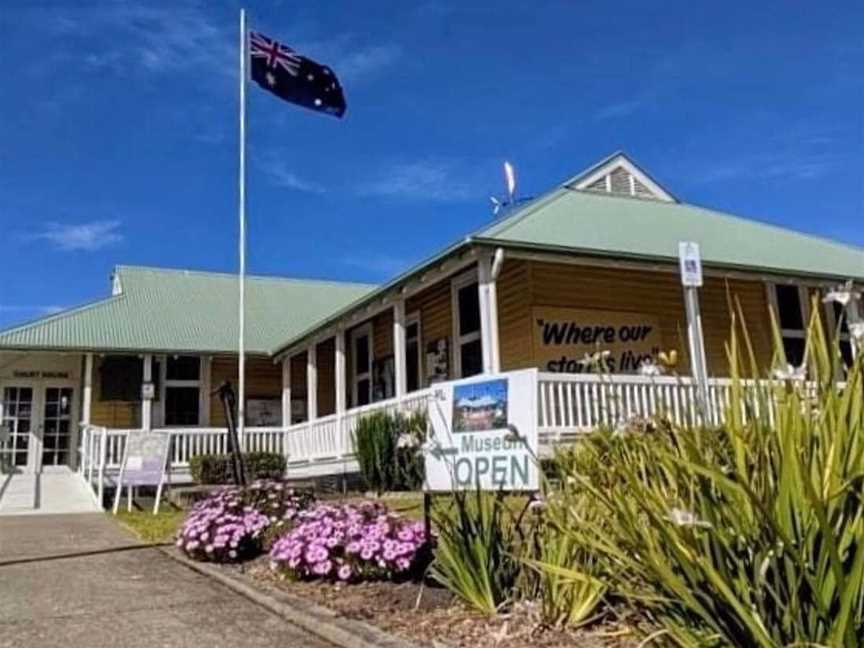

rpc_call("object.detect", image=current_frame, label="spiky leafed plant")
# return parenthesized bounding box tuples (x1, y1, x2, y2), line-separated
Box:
(548, 300, 864, 646)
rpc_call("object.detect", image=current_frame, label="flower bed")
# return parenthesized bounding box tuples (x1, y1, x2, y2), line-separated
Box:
(269, 501, 428, 582)
(176, 480, 314, 563)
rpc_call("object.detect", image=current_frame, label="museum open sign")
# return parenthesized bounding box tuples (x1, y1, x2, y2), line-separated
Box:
(533, 307, 664, 374)
(425, 369, 539, 492)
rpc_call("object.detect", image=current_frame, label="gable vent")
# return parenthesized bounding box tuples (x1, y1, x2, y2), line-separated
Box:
(568, 153, 677, 203)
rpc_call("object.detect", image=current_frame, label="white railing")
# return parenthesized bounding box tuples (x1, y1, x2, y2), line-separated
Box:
(284, 389, 432, 467)
(78, 373, 816, 501)
(536, 372, 792, 446)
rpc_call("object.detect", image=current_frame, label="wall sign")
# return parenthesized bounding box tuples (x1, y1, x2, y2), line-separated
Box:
(246, 398, 282, 426)
(425, 369, 539, 492)
(11, 370, 70, 379)
(532, 307, 664, 374)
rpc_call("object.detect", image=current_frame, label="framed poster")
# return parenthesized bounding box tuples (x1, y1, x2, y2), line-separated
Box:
(373, 355, 395, 401)
(425, 369, 539, 492)
(247, 398, 282, 426)
(425, 337, 449, 384)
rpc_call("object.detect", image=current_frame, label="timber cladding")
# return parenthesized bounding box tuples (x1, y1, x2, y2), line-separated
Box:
(210, 355, 282, 426)
(498, 260, 773, 376)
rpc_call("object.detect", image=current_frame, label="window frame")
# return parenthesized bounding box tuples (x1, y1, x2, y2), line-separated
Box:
(406, 311, 422, 392)
(350, 323, 374, 407)
(161, 355, 203, 427)
(451, 269, 483, 378)
(767, 283, 810, 366)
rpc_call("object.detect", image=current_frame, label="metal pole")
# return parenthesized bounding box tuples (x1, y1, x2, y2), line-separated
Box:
(238, 8, 247, 439)
(684, 286, 709, 419)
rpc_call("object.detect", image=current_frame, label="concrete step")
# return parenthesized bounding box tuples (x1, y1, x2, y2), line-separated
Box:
(0, 471, 101, 515)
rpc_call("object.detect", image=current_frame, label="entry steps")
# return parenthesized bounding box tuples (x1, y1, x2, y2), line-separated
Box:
(0, 470, 101, 515)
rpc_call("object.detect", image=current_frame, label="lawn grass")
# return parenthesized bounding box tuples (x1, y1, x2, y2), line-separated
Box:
(113, 507, 186, 544)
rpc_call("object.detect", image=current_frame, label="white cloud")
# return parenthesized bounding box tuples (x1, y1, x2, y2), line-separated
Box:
(342, 254, 416, 278)
(28, 220, 124, 252)
(355, 159, 477, 202)
(296, 37, 401, 83)
(336, 44, 402, 82)
(256, 153, 326, 194)
(41, 2, 232, 76)
(595, 99, 644, 120)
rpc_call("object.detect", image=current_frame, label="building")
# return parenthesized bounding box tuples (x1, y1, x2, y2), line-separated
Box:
(2, 153, 862, 500)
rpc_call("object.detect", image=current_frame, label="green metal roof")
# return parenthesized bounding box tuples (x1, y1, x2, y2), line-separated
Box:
(271, 169, 864, 356)
(0, 266, 375, 355)
(476, 188, 864, 280)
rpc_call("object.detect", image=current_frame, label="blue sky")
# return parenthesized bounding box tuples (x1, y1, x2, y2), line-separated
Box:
(1, 0, 862, 328)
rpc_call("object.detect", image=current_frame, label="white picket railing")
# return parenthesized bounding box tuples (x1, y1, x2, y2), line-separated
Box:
(78, 373, 814, 502)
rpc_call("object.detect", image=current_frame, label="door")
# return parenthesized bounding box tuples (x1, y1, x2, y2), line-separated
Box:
(1, 386, 35, 473)
(40, 386, 75, 470)
(0, 385, 75, 473)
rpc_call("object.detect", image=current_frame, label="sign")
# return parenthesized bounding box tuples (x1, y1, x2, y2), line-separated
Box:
(114, 431, 171, 514)
(120, 431, 170, 486)
(11, 370, 70, 379)
(678, 241, 703, 287)
(425, 337, 450, 384)
(141, 382, 155, 400)
(532, 307, 664, 374)
(247, 398, 281, 426)
(425, 369, 539, 492)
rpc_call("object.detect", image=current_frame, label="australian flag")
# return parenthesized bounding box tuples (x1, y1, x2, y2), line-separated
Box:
(249, 31, 347, 118)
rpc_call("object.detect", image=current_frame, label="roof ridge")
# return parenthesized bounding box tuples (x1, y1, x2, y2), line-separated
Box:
(116, 265, 377, 289)
(0, 295, 123, 338)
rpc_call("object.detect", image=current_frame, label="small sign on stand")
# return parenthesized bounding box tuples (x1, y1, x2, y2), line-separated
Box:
(113, 431, 171, 515)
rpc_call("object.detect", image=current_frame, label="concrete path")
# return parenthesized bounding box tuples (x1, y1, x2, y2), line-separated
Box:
(0, 470, 101, 515)
(0, 513, 335, 648)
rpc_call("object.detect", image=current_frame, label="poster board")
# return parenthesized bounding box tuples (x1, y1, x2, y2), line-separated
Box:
(532, 307, 663, 374)
(425, 369, 539, 492)
(113, 431, 171, 514)
(247, 398, 282, 426)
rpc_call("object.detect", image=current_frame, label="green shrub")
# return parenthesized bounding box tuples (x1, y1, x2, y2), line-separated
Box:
(353, 410, 425, 493)
(190, 451, 286, 484)
(429, 489, 523, 615)
(546, 302, 864, 646)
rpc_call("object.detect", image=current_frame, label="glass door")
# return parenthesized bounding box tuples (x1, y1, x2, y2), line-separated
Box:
(41, 387, 74, 468)
(1, 386, 35, 472)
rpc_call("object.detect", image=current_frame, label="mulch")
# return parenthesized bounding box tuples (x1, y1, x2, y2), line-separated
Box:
(241, 558, 641, 648)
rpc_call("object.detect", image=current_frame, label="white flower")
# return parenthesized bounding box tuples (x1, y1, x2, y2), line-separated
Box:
(666, 507, 711, 529)
(576, 350, 611, 367)
(638, 359, 663, 376)
(772, 363, 806, 382)
(396, 433, 417, 449)
(849, 321, 864, 341)
(822, 280, 860, 307)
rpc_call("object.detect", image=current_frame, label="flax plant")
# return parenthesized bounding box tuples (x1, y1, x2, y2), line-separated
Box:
(549, 302, 864, 646)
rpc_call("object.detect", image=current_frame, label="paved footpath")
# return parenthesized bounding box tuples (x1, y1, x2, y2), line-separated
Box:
(0, 514, 335, 648)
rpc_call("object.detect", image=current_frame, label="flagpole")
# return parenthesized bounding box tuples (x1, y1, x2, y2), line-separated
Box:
(238, 8, 247, 440)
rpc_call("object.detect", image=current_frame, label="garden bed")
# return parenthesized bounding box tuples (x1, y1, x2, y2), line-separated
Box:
(238, 558, 638, 648)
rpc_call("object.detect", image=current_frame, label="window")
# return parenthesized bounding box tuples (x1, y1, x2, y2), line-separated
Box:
(164, 356, 201, 426)
(452, 272, 483, 378)
(99, 356, 143, 401)
(770, 284, 808, 366)
(351, 325, 373, 407)
(406, 315, 421, 392)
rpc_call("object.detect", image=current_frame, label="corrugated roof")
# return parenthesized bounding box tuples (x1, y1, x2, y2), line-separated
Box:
(271, 163, 864, 356)
(0, 266, 375, 354)
(475, 187, 864, 280)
